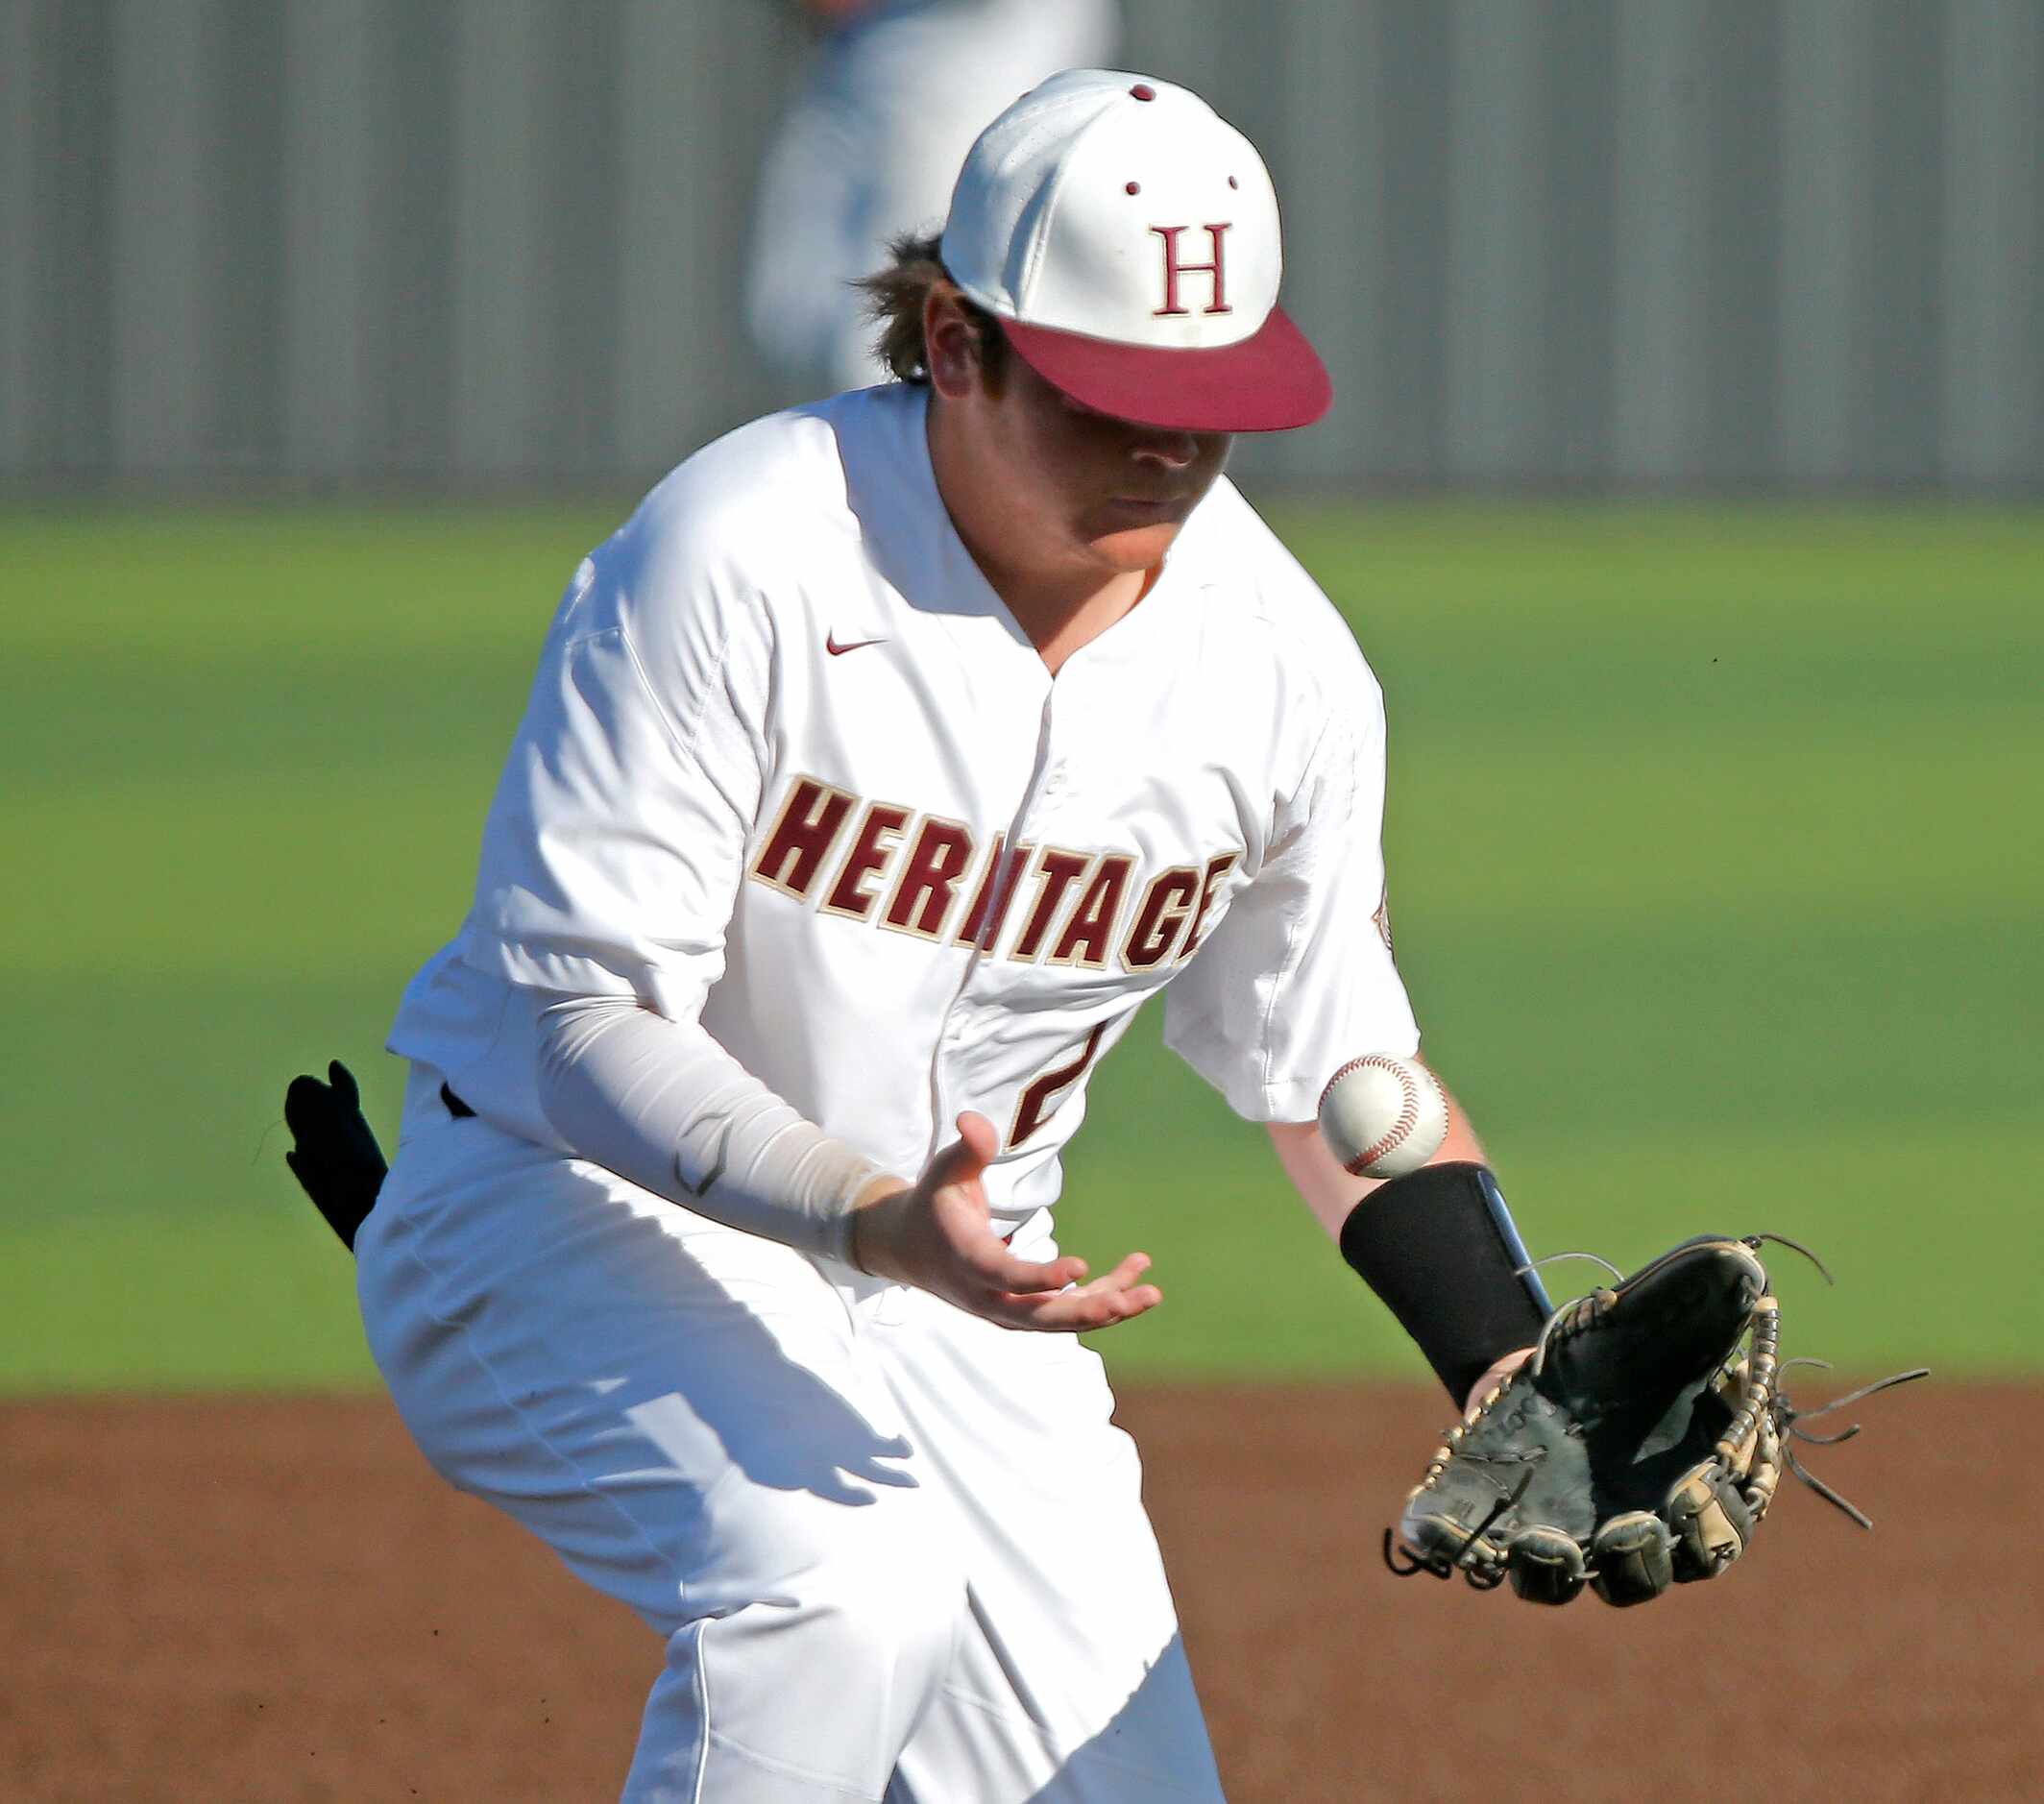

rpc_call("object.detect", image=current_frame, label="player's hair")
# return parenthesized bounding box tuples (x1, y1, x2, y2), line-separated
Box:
(858, 232, 1010, 389)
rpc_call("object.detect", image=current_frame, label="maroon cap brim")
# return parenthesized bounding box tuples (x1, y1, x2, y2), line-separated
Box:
(999, 304, 1331, 433)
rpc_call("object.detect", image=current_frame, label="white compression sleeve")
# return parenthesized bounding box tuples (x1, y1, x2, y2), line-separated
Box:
(535, 995, 888, 1266)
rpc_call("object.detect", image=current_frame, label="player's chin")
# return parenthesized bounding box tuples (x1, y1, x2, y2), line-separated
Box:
(1082, 514, 1186, 570)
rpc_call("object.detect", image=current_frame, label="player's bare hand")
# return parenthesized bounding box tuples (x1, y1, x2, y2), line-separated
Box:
(851, 1111, 1162, 1332)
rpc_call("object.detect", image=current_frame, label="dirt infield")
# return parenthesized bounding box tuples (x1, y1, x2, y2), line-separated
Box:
(3, 1383, 2031, 1802)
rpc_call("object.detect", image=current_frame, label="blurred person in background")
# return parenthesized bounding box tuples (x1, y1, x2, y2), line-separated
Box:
(747, 0, 1120, 395)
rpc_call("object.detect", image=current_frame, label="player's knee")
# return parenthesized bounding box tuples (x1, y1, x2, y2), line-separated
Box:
(651, 1518, 965, 1789)
(695, 1482, 968, 1686)
(798, 1523, 965, 1687)
(636, 1538, 967, 1799)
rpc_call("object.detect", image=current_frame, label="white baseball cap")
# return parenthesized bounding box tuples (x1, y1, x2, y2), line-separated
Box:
(939, 70, 1330, 433)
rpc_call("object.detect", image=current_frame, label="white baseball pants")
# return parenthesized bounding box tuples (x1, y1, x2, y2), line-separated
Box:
(354, 1067, 1225, 1802)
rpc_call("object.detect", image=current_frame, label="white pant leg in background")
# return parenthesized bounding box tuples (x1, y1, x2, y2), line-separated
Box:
(356, 1065, 1220, 1802)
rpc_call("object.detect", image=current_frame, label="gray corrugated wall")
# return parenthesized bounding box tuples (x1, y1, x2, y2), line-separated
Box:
(1, 0, 2038, 493)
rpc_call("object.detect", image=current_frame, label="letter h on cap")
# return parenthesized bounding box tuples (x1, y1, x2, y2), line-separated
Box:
(1150, 224, 1232, 317)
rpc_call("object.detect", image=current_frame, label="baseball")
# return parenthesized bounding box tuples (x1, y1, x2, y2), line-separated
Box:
(1317, 1054, 1448, 1179)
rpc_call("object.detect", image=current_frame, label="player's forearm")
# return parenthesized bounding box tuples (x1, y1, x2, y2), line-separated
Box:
(1272, 1068, 1545, 1404)
(536, 995, 886, 1265)
(1266, 1064, 1485, 1243)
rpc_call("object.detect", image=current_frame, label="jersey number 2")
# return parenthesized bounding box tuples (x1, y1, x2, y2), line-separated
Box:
(1008, 1022, 1107, 1150)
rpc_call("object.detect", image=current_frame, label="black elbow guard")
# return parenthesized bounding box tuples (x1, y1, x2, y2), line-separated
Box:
(1338, 1162, 1551, 1405)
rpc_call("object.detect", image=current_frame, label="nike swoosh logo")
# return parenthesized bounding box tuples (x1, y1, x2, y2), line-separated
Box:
(826, 632, 888, 656)
(677, 1120, 731, 1201)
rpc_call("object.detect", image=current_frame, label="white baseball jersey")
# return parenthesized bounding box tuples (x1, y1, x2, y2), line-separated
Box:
(389, 381, 1417, 1244)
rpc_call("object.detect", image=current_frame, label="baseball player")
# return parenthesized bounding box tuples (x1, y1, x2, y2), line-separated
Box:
(309, 72, 1552, 1801)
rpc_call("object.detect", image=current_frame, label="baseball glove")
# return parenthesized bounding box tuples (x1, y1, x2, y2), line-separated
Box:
(1384, 1233, 1926, 1606)
(283, 1060, 389, 1252)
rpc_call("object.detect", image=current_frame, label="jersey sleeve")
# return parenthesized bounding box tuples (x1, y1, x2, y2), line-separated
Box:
(1161, 667, 1419, 1123)
(456, 500, 773, 1025)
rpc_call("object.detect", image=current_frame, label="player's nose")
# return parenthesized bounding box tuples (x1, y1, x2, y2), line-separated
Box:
(1130, 428, 1201, 472)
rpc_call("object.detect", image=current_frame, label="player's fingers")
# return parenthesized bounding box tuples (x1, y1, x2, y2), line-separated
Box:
(959, 1238, 1088, 1295)
(922, 1109, 1000, 1196)
(989, 1254, 1161, 1332)
(1066, 1252, 1156, 1311)
(953, 1110, 999, 1164)
(1005, 1280, 1163, 1333)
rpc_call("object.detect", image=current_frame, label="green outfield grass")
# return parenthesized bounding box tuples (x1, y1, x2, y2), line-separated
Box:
(2, 500, 2036, 1391)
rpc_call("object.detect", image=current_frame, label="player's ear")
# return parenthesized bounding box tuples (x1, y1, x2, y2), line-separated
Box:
(923, 286, 986, 401)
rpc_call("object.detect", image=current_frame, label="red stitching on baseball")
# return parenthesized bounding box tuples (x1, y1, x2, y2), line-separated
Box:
(1317, 1056, 1378, 1113)
(1321, 1055, 1430, 1176)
